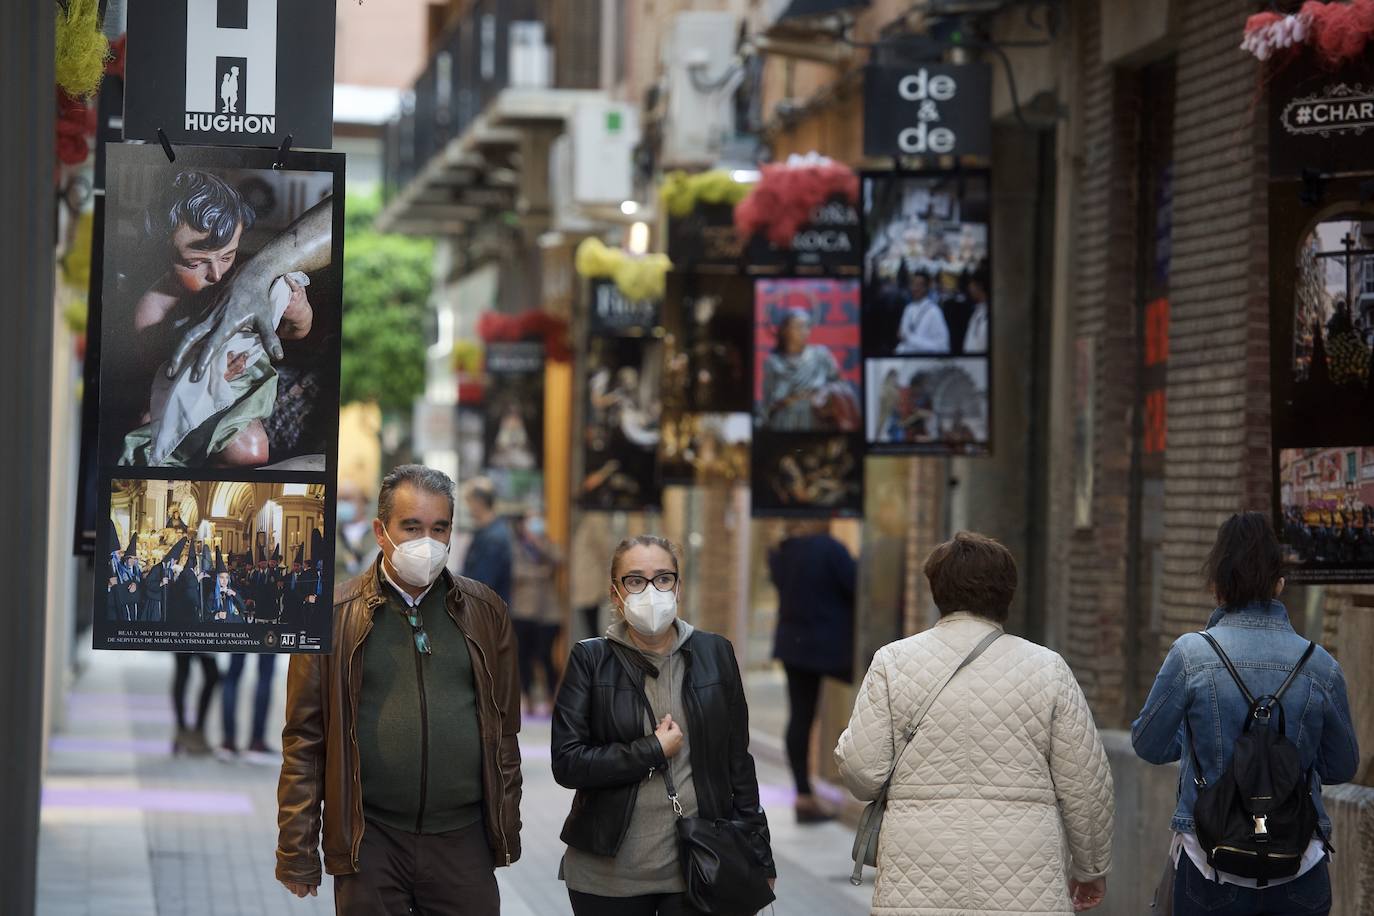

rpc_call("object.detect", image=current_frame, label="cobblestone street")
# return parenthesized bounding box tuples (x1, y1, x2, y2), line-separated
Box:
(37, 649, 871, 916)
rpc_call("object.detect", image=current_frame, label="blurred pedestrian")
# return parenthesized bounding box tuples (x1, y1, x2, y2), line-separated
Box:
(511, 512, 562, 716)
(461, 477, 513, 609)
(837, 531, 1114, 914)
(276, 465, 521, 913)
(218, 652, 277, 762)
(1132, 512, 1359, 915)
(570, 512, 613, 639)
(552, 535, 776, 916)
(336, 479, 378, 581)
(768, 520, 856, 824)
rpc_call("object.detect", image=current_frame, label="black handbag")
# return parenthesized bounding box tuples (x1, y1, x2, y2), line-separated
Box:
(620, 648, 775, 916)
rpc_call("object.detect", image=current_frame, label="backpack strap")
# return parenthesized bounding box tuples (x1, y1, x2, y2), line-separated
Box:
(1273, 641, 1317, 702)
(1198, 632, 1256, 707)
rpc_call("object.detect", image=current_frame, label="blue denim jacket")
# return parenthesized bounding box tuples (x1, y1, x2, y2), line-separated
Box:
(1131, 601, 1360, 836)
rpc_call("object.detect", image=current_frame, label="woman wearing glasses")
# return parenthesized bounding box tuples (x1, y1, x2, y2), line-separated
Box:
(551, 535, 776, 915)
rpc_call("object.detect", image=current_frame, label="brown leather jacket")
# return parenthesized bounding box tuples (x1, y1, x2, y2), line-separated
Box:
(275, 562, 522, 885)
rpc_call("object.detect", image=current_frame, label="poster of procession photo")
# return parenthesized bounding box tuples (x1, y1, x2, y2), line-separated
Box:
(660, 413, 752, 486)
(580, 336, 664, 512)
(750, 433, 863, 517)
(482, 341, 545, 510)
(97, 478, 331, 653)
(663, 272, 753, 414)
(865, 358, 990, 455)
(99, 144, 344, 472)
(862, 171, 990, 358)
(1277, 447, 1374, 580)
(753, 278, 863, 434)
(1270, 185, 1374, 581)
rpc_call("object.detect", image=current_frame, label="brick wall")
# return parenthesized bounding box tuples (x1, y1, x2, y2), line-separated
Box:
(1157, 0, 1269, 652)
(1063, 0, 1142, 728)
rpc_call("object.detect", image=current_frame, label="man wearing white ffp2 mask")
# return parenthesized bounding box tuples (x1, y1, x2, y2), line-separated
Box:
(276, 465, 522, 913)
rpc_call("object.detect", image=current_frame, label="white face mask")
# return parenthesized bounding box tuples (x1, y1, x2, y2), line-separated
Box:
(384, 530, 450, 588)
(618, 585, 678, 637)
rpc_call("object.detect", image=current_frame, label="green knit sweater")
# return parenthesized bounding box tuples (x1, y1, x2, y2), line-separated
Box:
(356, 583, 484, 834)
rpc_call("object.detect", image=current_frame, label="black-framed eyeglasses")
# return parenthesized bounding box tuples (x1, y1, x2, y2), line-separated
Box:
(618, 572, 678, 595)
(398, 608, 432, 655)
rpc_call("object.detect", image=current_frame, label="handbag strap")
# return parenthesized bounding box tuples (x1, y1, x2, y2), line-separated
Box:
(611, 639, 687, 817)
(885, 628, 1003, 786)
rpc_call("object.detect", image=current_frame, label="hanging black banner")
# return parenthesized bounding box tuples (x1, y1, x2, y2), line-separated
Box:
(863, 64, 991, 160)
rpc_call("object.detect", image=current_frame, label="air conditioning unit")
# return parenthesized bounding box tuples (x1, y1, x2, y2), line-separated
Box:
(550, 133, 596, 234)
(509, 21, 551, 89)
(572, 101, 640, 206)
(662, 11, 739, 169)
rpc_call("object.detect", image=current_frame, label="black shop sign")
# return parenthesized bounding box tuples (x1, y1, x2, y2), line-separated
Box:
(864, 64, 991, 160)
(1269, 60, 1374, 179)
(125, 0, 337, 149)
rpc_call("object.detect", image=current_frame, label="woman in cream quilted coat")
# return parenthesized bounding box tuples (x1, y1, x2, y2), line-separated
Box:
(836, 532, 1115, 915)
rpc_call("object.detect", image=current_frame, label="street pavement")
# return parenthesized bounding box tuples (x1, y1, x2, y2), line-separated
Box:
(37, 648, 872, 916)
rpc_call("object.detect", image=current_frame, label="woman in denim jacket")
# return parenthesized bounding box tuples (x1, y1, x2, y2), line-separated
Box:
(1132, 512, 1359, 915)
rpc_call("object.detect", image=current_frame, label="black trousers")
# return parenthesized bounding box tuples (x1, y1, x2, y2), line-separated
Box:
(334, 818, 499, 916)
(513, 618, 560, 703)
(172, 653, 219, 731)
(568, 889, 705, 916)
(783, 663, 823, 795)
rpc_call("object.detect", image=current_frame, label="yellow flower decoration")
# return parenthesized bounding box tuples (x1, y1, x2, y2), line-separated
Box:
(575, 237, 671, 302)
(659, 170, 755, 218)
(63, 211, 95, 291)
(56, 0, 110, 99)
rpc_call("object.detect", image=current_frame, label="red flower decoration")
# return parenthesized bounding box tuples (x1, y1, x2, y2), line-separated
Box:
(734, 156, 859, 249)
(475, 310, 571, 362)
(105, 34, 127, 78)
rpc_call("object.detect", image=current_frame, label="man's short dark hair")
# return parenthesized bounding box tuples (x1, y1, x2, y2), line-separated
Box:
(145, 170, 256, 249)
(377, 465, 456, 524)
(923, 531, 1018, 622)
(463, 477, 496, 511)
(1204, 511, 1285, 610)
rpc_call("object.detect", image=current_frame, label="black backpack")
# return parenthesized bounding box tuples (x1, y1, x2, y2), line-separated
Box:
(1187, 632, 1322, 885)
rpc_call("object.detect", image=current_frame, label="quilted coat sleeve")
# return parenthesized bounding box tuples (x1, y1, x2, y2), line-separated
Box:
(834, 646, 895, 802)
(1047, 656, 1114, 882)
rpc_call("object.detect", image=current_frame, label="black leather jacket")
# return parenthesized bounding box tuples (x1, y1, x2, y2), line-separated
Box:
(551, 629, 775, 875)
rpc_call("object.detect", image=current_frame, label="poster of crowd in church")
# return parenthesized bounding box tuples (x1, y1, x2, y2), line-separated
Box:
(580, 336, 664, 511)
(750, 433, 863, 518)
(659, 412, 751, 486)
(861, 171, 990, 359)
(753, 278, 863, 433)
(96, 478, 331, 653)
(481, 341, 546, 510)
(98, 144, 344, 473)
(1276, 446, 1374, 582)
(864, 358, 990, 455)
(662, 272, 753, 414)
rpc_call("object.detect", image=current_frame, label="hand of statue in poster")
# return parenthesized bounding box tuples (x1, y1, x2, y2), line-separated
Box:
(167, 196, 333, 383)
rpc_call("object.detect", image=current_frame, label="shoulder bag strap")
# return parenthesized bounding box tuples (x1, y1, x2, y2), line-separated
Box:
(885, 628, 1003, 785)
(610, 640, 687, 816)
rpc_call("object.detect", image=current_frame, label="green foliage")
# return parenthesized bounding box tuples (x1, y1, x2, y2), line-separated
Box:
(340, 192, 433, 413)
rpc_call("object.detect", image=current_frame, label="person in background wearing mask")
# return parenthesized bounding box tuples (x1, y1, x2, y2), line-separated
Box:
(461, 477, 513, 610)
(510, 512, 563, 717)
(551, 535, 775, 916)
(276, 465, 522, 914)
(336, 479, 378, 581)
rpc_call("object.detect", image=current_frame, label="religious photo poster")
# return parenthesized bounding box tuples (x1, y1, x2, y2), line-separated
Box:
(482, 341, 546, 511)
(93, 143, 344, 650)
(581, 336, 664, 512)
(750, 433, 864, 518)
(663, 271, 753, 415)
(1270, 178, 1374, 582)
(861, 170, 991, 360)
(97, 478, 331, 653)
(864, 357, 990, 455)
(660, 412, 752, 487)
(753, 278, 863, 434)
(99, 144, 344, 472)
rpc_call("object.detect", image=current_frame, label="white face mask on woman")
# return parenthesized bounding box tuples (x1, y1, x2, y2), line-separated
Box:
(618, 586, 678, 637)
(384, 530, 450, 588)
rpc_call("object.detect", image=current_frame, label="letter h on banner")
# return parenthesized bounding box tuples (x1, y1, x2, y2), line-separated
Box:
(184, 0, 278, 118)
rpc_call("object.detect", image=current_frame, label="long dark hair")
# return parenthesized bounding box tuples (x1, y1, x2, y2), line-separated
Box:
(1203, 512, 1285, 610)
